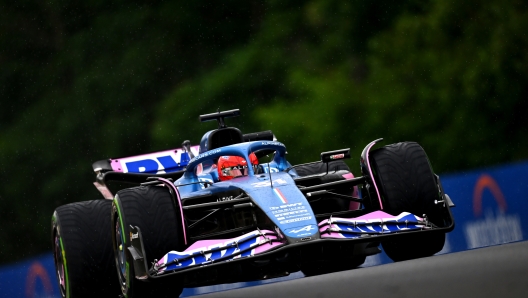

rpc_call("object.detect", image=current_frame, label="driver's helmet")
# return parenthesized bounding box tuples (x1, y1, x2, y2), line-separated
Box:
(217, 153, 258, 181)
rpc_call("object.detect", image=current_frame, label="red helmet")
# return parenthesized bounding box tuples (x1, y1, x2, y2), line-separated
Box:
(217, 153, 258, 181)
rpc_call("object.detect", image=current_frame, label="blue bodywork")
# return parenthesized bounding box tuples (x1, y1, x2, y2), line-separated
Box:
(174, 141, 318, 240)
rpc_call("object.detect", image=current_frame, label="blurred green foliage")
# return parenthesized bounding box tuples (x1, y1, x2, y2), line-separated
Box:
(0, 0, 527, 263)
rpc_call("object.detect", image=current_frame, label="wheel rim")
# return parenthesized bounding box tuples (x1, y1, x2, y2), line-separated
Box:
(53, 231, 67, 297)
(115, 216, 127, 288)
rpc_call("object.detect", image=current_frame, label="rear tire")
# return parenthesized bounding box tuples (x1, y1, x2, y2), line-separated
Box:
(51, 200, 120, 298)
(369, 142, 445, 261)
(112, 185, 183, 298)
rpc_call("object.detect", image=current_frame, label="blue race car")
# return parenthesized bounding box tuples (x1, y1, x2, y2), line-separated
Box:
(51, 109, 455, 298)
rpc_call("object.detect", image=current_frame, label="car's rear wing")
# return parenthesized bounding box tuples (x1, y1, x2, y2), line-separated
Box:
(92, 145, 200, 175)
(92, 130, 275, 199)
(92, 143, 199, 199)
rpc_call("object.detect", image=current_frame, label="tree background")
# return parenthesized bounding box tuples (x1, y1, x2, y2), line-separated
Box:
(1, 0, 527, 264)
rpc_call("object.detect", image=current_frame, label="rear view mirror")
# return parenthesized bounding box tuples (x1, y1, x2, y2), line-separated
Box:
(320, 148, 351, 163)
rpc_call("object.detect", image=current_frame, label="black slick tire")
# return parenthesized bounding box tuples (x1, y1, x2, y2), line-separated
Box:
(369, 142, 445, 262)
(51, 200, 120, 298)
(112, 185, 183, 298)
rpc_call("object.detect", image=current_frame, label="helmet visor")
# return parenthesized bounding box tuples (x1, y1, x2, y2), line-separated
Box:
(221, 165, 248, 178)
(220, 165, 261, 179)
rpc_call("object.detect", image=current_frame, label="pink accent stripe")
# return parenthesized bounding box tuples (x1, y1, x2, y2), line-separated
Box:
(273, 188, 288, 204)
(316, 211, 423, 227)
(254, 237, 284, 254)
(184, 230, 277, 252)
(366, 142, 383, 209)
(352, 210, 394, 220)
(342, 173, 354, 180)
(110, 159, 123, 172)
(342, 173, 360, 210)
(157, 178, 187, 246)
(319, 230, 346, 239)
(93, 182, 114, 200)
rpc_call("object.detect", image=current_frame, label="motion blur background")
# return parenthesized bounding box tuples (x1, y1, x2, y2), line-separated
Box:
(1, 0, 527, 271)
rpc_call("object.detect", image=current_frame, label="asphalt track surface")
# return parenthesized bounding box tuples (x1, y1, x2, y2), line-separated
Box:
(196, 241, 528, 298)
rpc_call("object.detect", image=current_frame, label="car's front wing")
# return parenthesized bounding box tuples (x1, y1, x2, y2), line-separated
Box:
(318, 211, 428, 239)
(127, 210, 438, 281)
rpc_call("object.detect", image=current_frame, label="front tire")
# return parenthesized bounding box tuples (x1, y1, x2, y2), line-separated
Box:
(51, 200, 120, 298)
(369, 142, 446, 261)
(112, 185, 183, 298)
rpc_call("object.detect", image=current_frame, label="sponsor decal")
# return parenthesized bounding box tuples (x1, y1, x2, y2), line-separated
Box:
(473, 174, 507, 216)
(217, 196, 235, 202)
(290, 225, 315, 234)
(330, 153, 345, 160)
(270, 203, 313, 224)
(260, 141, 285, 147)
(117, 146, 200, 174)
(270, 202, 303, 211)
(261, 165, 279, 173)
(130, 232, 138, 240)
(25, 262, 54, 298)
(464, 211, 522, 249)
(189, 149, 222, 164)
(273, 209, 308, 217)
(463, 174, 523, 249)
(280, 216, 312, 224)
(165, 236, 259, 270)
(156, 230, 283, 272)
(279, 202, 302, 209)
(270, 203, 310, 222)
(125, 156, 179, 174)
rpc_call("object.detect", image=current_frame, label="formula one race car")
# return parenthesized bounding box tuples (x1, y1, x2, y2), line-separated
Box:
(51, 109, 455, 298)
